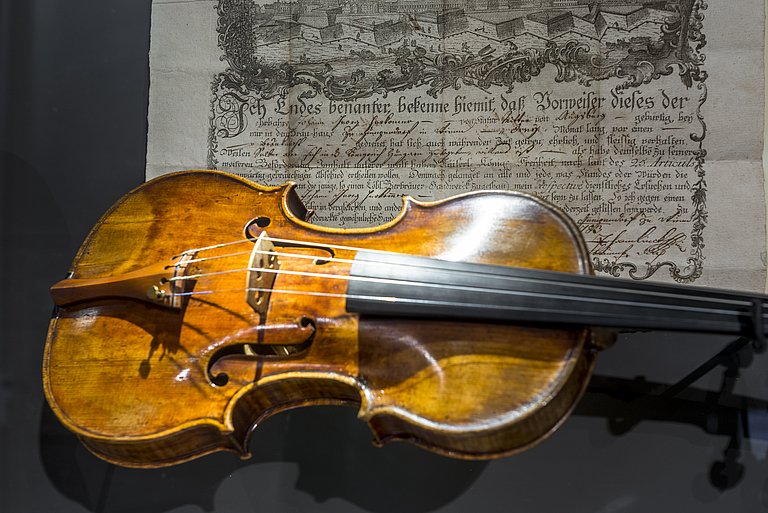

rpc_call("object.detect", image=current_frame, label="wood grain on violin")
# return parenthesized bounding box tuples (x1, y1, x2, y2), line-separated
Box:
(43, 170, 767, 467)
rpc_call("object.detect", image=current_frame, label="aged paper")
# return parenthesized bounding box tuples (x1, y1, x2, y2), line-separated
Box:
(147, 0, 766, 290)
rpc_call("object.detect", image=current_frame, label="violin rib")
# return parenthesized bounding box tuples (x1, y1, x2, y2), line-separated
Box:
(44, 170, 596, 466)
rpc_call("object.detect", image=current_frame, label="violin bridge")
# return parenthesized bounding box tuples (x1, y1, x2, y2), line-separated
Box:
(245, 231, 279, 317)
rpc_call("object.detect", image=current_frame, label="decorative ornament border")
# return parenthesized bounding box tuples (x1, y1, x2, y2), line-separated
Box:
(208, 0, 709, 283)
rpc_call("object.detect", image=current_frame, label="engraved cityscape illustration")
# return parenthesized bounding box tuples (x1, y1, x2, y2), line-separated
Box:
(246, 0, 683, 70)
(215, 0, 702, 101)
(211, 0, 708, 282)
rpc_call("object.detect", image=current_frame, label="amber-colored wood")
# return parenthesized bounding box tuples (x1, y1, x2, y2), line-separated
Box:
(43, 170, 594, 467)
(50, 261, 178, 308)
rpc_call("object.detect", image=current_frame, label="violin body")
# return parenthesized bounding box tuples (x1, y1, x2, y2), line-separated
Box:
(44, 170, 596, 467)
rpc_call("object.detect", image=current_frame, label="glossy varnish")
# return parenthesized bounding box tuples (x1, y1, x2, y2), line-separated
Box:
(43, 170, 595, 467)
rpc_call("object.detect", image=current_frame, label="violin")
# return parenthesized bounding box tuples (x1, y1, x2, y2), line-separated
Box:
(43, 170, 767, 467)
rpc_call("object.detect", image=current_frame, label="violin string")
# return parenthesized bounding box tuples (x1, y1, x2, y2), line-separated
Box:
(182, 248, 359, 267)
(169, 234, 768, 317)
(178, 234, 445, 260)
(262, 235, 432, 257)
(178, 286, 768, 326)
(170, 263, 758, 318)
(179, 286, 622, 317)
(177, 238, 254, 257)
(178, 235, 768, 307)
(182, 250, 252, 264)
(183, 286, 371, 301)
(172, 246, 762, 311)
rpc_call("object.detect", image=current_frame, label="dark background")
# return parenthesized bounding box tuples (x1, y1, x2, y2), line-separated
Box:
(3, 1, 768, 512)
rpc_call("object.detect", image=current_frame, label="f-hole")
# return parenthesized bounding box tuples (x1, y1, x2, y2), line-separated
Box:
(244, 218, 335, 264)
(206, 316, 317, 386)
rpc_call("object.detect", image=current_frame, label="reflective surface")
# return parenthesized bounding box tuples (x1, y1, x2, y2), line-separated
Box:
(3, 1, 768, 511)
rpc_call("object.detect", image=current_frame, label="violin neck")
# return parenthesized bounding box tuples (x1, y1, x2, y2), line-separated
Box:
(346, 251, 768, 339)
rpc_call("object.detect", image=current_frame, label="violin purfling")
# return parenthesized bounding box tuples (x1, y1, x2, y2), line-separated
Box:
(43, 170, 767, 467)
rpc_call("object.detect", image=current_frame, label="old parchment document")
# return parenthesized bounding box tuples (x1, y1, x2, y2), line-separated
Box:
(147, 0, 766, 290)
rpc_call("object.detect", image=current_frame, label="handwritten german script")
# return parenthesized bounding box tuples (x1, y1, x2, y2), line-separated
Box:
(147, 0, 766, 288)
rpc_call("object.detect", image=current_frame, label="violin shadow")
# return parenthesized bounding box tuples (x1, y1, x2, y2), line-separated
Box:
(39, 337, 768, 512)
(39, 401, 486, 513)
